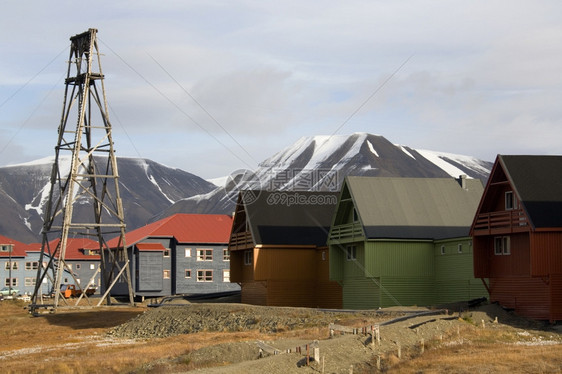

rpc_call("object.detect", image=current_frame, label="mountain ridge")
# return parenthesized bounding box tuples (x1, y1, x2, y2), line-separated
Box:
(0, 133, 493, 243)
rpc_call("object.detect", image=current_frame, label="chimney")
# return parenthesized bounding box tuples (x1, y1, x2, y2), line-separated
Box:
(458, 174, 468, 189)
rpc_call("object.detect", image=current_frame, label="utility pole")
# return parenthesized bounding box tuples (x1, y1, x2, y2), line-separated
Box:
(30, 29, 134, 313)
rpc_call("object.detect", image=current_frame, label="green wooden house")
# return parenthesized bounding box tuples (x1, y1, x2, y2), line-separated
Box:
(328, 176, 487, 309)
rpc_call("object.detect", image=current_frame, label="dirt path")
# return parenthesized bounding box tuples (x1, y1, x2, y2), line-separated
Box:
(108, 301, 554, 373)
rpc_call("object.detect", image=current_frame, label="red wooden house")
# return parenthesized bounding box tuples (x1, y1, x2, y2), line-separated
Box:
(471, 155, 562, 321)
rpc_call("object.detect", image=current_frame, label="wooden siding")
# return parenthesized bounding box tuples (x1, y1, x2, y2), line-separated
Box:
(550, 274, 562, 321)
(328, 222, 364, 244)
(489, 276, 551, 320)
(137, 252, 163, 292)
(342, 277, 380, 310)
(472, 209, 530, 235)
(364, 241, 434, 278)
(229, 249, 254, 283)
(473, 233, 531, 278)
(530, 232, 562, 276)
(241, 281, 267, 305)
(379, 277, 434, 307)
(434, 239, 488, 303)
(254, 248, 316, 281)
(228, 231, 253, 251)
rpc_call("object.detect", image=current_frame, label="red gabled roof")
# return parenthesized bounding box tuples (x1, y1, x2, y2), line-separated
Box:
(135, 242, 166, 251)
(48, 238, 101, 260)
(0, 235, 28, 257)
(107, 213, 233, 248)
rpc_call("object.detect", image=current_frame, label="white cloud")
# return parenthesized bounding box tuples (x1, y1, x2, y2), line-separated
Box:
(1, 0, 562, 178)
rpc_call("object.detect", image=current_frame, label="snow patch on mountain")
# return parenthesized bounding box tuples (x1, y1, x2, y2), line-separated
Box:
(415, 149, 490, 178)
(397, 144, 416, 159)
(367, 140, 379, 157)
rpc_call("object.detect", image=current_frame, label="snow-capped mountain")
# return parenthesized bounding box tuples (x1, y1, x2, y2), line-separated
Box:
(152, 133, 493, 219)
(0, 156, 216, 243)
(1, 133, 493, 242)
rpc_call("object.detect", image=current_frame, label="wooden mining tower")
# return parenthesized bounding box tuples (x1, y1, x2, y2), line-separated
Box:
(30, 29, 134, 313)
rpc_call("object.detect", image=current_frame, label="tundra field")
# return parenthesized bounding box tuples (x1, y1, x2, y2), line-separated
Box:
(1, 298, 562, 373)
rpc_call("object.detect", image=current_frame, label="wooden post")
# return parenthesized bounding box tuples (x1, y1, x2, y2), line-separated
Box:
(314, 347, 320, 363)
(306, 344, 310, 366)
(481, 319, 485, 328)
(376, 355, 381, 370)
(371, 325, 375, 346)
(376, 325, 380, 346)
(420, 338, 424, 354)
(397, 342, 401, 359)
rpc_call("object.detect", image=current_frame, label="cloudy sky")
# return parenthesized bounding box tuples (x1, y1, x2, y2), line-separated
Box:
(1, 1, 561, 179)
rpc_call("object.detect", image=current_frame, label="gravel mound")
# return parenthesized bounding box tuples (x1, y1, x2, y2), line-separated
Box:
(108, 303, 402, 339)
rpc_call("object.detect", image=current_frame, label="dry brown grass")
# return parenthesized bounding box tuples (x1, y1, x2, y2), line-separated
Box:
(0, 300, 329, 373)
(3, 300, 562, 373)
(375, 325, 562, 374)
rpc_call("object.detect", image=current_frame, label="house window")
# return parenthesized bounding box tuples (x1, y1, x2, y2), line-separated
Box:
(5, 278, 17, 287)
(505, 191, 517, 210)
(185, 248, 192, 257)
(197, 270, 213, 282)
(5, 261, 18, 270)
(185, 269, 192, 278)
(25, 262, 39, 270)
(244, 250, 253, 266)
(223, 269, 230, 282)
(0, 245, 12, 252)
(163, 249, 170, 257)
(197, 249, 213, 261)
(494, 236, 511, 255)
(346, 245, 357, 261)
(25, 277, 36, 287)
(440, 246, 445, 255)
(163, 270, 170, 279)
(458, 244, 463, 253)
(75, 263, 81, 270)
(353, 208, 359, 222)
(90, 264, 95, 270)
(322, 251, 326, 261)
(223, 249, 230, 261)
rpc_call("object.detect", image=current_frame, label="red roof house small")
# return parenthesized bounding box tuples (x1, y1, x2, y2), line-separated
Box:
(104, 213, 237, 298)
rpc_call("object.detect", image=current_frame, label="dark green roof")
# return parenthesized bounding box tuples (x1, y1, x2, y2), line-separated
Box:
(499, 155, 562, 228)
(242, 190, 339, 246)
(345, 176, 484, 240)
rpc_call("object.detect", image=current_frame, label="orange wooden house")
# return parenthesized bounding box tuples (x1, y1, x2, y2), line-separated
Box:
(228, 190, 342, 308)
(471, 155, 562, 321)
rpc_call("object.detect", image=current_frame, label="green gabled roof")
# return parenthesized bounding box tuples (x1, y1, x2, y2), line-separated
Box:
(345, 176, 484, 240)
(499, 155, 562, 228)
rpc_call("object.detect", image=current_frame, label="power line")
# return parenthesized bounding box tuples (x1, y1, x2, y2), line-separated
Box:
(98, 38, 256, 171)
(0, 46, 68, 111)
(147, 52, 258, 167)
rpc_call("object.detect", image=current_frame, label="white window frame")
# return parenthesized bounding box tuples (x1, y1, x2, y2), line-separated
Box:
(185, 248, 192, 257)
(185, 269, 192, 278)
(163, 270, 171, 279)
(223, 249, 230, 261)
(223, 269, 230, 282)
(25, 277, 36, 287)
(163, 249, 170, 257)
(458, 244, 463, 253)
(494, 236, 511, 255)
(196, 248, 213, 261)
(90, 263, 95, 270)
(197, 270, 213, 282)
